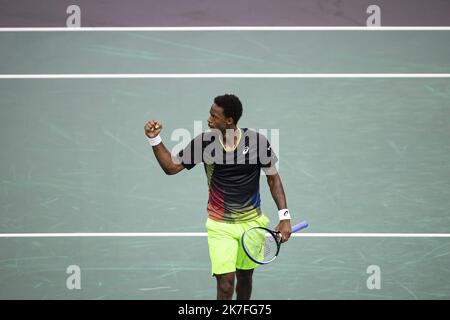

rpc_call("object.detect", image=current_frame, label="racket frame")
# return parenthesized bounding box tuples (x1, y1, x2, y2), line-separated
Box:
(241, 226, 281, 265)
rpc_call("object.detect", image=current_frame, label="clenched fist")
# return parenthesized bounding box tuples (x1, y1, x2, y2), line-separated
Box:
(144, 120, 163, 138)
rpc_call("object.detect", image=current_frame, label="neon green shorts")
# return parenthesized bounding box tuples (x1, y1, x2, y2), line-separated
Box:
(205, 214, 270, 276)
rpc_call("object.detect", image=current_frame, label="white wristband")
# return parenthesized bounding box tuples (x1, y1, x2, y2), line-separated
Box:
(147, 135, 162, 146)
(278, 209, 291, 220)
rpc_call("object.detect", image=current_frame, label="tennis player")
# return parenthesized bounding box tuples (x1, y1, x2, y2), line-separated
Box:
(144, 94, 292, 300)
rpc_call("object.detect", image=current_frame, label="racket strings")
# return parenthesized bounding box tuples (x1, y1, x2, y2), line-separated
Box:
(263, 235, 278, 261)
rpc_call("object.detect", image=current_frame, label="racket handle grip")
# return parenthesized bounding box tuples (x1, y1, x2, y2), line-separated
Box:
(292, 220, 309, 233)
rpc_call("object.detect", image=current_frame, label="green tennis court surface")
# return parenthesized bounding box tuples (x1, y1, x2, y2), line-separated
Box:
(0, 31, 449, 299)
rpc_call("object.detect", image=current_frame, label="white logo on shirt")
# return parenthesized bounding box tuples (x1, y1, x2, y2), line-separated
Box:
(243, 146, 250, 155)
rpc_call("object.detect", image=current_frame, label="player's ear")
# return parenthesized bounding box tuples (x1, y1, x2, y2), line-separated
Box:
(226, 117, 234, 126)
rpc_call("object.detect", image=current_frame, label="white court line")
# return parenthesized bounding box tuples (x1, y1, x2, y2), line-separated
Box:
(1, 74, 450, 79)
(1, 233, 450, 238)
(0, 27, 450, 32)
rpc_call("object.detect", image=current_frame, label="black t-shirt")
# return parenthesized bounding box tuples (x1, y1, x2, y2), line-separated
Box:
(176, 128, 278, 223)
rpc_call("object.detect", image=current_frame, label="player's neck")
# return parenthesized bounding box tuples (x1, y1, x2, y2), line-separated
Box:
(221, 126, 238, 143)
(220, 127, 241, 151)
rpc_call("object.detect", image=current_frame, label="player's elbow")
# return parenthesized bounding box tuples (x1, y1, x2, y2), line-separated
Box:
(163, 167, 177, 175)
(163, 163, 184, 175)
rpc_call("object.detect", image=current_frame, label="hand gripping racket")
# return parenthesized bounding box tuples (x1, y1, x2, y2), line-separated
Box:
(241, 220, 309, 265)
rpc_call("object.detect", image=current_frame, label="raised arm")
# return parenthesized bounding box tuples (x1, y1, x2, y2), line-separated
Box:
(144, 120, 185, 175)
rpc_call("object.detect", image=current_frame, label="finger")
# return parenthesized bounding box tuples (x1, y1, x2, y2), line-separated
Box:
(275, 231, 282, 242)
(279, 232, 289, 243)
(284, 232, 291, 242)
(148, 120, 159, 132)
(145, 123, 154, 132)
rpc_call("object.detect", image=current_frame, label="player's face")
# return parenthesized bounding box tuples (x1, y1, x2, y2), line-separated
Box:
(207, 104, 228, 131)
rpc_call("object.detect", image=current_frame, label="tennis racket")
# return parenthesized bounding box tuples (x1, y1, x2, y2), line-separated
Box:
(241, 220, 309, 265)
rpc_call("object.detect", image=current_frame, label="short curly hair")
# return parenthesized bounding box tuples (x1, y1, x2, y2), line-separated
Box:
(214, 94, 243, 125)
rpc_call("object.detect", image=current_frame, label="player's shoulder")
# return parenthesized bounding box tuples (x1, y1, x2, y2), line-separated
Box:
(241, 128, 268, 140)
(240, 128, 258, 136)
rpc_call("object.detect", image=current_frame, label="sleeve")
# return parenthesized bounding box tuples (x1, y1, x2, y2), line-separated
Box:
(176, 133, 204, 170)
(257, 133, 278, 168)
